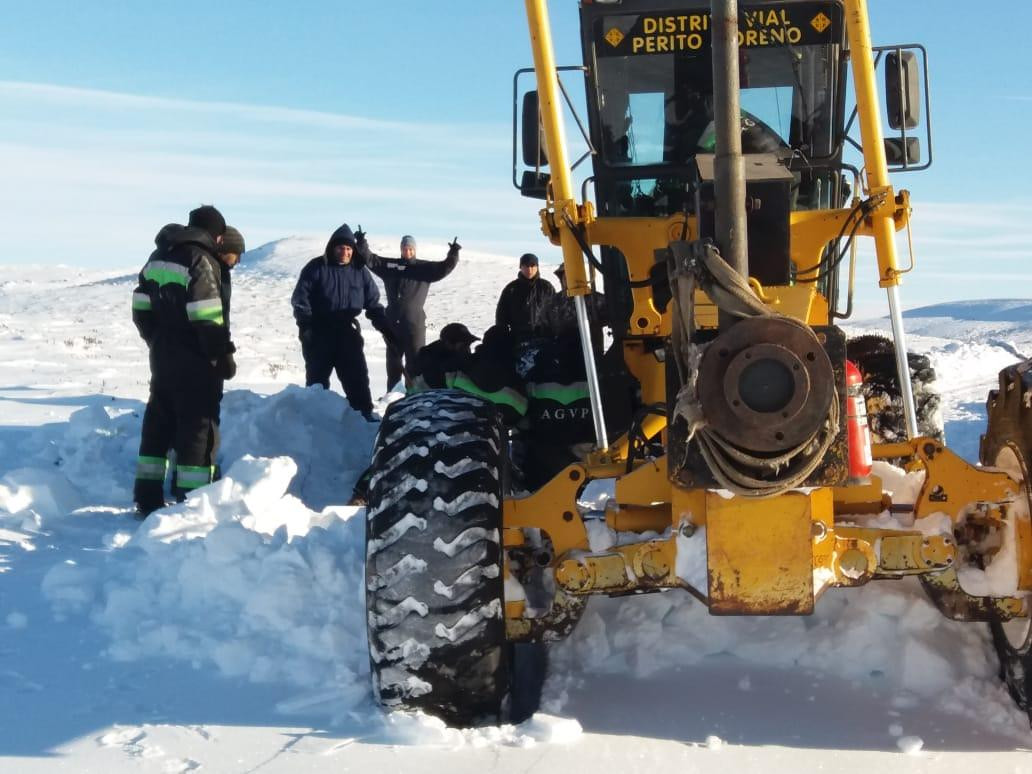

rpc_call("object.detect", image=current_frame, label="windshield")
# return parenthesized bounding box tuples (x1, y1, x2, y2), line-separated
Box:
(593, 3, 842, 167)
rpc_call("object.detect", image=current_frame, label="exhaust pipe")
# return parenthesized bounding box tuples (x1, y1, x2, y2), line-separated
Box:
(711, 0, 748, 329)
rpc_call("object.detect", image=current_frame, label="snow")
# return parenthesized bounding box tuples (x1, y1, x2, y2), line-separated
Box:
(3, 238, 1032, 771)
(676, 523, 708, 593)
(897, 735, 925, 755)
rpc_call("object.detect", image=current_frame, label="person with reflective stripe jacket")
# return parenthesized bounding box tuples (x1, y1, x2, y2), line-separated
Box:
(356, 232, 460, 389)
(291, 223, 398, 420)
(131, 205, 240, 516)
(408, 322, 479, 392)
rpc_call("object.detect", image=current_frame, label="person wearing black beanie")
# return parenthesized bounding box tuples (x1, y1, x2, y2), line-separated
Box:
(495, 252, 555, 342)
(130, 206, 237, 517)
(219, 226, 245, 266)
(210, 224, 245, 383)
(188, 205, 227, 239)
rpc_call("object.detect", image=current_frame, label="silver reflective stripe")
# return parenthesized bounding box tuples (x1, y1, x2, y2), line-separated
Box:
(186, 298, 224, 324)
(135, 458, 167, 481)
(176, 466, 213, 488)
(132, 292, 152, 311)
(142, 260, 190, 287)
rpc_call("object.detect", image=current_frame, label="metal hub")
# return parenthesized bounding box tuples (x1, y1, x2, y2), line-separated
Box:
(699, 317, 834, 452)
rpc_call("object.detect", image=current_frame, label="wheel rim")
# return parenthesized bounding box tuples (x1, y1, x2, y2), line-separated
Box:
(994, 445, 1032, 652)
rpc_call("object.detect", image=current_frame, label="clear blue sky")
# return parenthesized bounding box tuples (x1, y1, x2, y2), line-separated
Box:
(1, 1, 1030, 313)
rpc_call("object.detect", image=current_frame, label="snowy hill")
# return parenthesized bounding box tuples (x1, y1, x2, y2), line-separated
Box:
(2, 242, 1032, 772)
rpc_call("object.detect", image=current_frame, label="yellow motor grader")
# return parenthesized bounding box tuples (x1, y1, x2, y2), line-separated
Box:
(365, 0, 1032, 726)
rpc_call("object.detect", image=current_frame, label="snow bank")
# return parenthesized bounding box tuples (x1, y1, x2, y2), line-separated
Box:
(543, 568, 1026, 734)
(88, 464, 370, 708)
(21, 382, 1029, 741)
(0, 383, 377, 525)
(21, 386, 381, 718)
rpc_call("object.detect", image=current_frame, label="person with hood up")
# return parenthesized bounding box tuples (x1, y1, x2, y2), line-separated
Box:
(357, 232, 460, 390)
(495, 252, 555, 343)
(131, 205, 239, 517)
(291, 223, 396, 421)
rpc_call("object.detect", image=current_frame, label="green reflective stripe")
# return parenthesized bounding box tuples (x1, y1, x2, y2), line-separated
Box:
(186, 298, 224, 325)
(448, 373, 528, 415)
(176, 464, 214, 489)
(407, 376, 431, 394)
(135, 455, 167, 481)
(132, 292, 152, 311)
(526, 381, 590, 406)
(142, 260, 189, 288)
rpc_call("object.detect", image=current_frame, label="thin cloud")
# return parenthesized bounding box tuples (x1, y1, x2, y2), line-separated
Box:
(0, 80, 415, 132)
(0, 81, 536, 267)
(0, 80, 509, 150)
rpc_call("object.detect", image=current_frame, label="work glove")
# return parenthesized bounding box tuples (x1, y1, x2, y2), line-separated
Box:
(447, 236, 461, 259)
(298, 325, 316, 347)
(216, 351, 237, 381)
(367, 307, 402, 351)
(353, 225, 370, 263)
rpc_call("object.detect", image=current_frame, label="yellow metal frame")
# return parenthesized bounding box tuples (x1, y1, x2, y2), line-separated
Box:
(503, 438, 1025, 623)
(509, 0, 1028, 633)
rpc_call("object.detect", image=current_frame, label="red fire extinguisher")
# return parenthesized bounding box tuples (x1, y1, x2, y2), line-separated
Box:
(845, 360, 873, 482)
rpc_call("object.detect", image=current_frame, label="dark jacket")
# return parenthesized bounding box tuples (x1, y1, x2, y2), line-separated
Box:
(132, 224, 231, 381)
(291, 232, 392, 338)
(495, 273, 556, 340)
(536, 289, 608, 352)
(216, 259, 232, 338)
(457, 326, 528, 425)
(523, 336, 592, 444)
(409, 339, 470, 391)
(361, 245, 458, 331)
(409, 327, 528, 425)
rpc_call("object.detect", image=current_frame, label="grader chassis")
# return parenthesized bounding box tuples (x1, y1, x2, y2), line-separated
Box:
(365, 0, 1032, 725)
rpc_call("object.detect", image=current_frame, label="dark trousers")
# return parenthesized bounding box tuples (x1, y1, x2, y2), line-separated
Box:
(385, 319, 425, 390)
(134, 372, 222, 512)
(303, 323, 373, 414)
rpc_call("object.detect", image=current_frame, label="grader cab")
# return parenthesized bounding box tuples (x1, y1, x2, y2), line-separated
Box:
(365, 0, 1032, 727)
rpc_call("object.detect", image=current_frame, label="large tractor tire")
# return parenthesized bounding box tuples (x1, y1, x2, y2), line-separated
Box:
(980, 363, 1032, 719)
(365, 390, 508, 727)
(846, 334, 944, 445)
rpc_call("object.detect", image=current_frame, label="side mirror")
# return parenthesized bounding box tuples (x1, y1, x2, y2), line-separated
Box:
(885, 50, 920, 129)
(884, 137, 921, 166)
(521, 91, 549, 167)
(519, 170, 550, 200)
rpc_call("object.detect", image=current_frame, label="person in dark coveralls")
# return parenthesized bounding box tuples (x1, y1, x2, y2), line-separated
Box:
(495, 253, 555, 342)
(291, 223, 396, 421)
(357, 232, 460, 390)
(131, 205, 239, 517)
